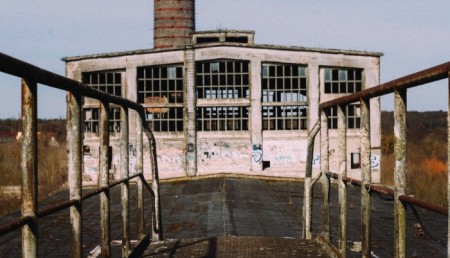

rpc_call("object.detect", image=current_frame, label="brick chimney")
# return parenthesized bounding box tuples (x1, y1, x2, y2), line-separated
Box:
(154, 0, 195, 49)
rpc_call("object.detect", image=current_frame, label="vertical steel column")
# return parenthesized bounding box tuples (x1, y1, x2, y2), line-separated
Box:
(144, 127, 163, 241)
(303, 121, 320, 240)
(360, 98, 371, 258)
(67, 92, 82, 258)
(448, 74, 450, 257)
(394, 90, 407, 258)
(120, 107, 130, 257)
(21, 78, 38, 258)
(99, 102, 111, 257)
(320, 109, 330, 240)
(136, 112, 145, 238)
(337, 104, 347, 256)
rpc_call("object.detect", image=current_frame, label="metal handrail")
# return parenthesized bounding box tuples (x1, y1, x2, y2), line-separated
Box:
(305, 61, 450, 257)
(0, 51, 162, 258)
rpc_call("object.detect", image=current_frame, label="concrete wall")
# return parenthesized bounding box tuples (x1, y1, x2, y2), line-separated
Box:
(65, 44, 381, 184)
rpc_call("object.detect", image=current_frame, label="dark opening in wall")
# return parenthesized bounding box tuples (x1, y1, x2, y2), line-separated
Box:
(196, 37, 220, 44)
(263, 161, 270, 170)
(225, 37, 248, 43)
(351, 152, 361, 169)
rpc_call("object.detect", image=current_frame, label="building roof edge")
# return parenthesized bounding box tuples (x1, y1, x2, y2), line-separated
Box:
(62, 43, 383, 62)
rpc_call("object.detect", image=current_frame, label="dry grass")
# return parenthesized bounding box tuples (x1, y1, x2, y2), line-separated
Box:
(0, 141, 67, 215)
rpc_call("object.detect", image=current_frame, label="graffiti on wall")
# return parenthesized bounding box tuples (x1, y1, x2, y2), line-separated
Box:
(155, 142, 185, 173)
(83, 156, 98, 184)
(264, 142, 307, 168)
(198, 140, 251, 171)
(252, 144, 262, 163)
(311, 153, 381, 169)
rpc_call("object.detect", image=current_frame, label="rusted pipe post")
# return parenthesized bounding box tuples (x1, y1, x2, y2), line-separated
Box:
(136, 112, 145, 238)
(394, 89, 407, 258)
(303, 121, 320, 239)
(320, 109, 331, 240)
(99, 102, 111, 257)
(120, 107, 130, 257)
(144, 127, 163, 241)
(448, 74, 450, 257)
(360, 98, 371, 258)
(67, 92, 82, 258)
(337, 104, 347, 256)
(21, 78, 38, 258)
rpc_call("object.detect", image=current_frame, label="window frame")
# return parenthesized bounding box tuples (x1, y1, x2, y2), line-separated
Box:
(261, 63, 308, 131)
(196, 59, 250, 100)
(137, 64, 184, 132)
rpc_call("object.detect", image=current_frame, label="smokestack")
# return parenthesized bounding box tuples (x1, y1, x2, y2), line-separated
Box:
(154, 0, 195, 49)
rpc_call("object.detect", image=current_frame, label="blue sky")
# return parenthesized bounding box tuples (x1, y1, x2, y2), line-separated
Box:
(1, 0, 449, 118)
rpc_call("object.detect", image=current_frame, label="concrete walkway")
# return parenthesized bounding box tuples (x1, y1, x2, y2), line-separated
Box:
(0, 176, 446, 257)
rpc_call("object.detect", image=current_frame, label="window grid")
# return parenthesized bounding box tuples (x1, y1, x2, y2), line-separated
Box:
(145, 107, 184, 132)
(325, 104, 361, 129)
(262, 64, 307, 103)
(324, 68, 363, 94)
(196, 60, 250, 99)
(263, 106, 308, 130)
(82, 71, 122, 96)
(137, 65, 184, 132)
(83, 107, 121, 133)
(261, 63, 308, 131)
(196, 107, 249, 131)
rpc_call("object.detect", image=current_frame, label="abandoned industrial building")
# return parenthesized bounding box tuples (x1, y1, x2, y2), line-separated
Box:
(63, 0, 382, 183)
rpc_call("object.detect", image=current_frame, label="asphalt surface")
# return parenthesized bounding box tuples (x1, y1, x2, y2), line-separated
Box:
(0, 176, 447, 257)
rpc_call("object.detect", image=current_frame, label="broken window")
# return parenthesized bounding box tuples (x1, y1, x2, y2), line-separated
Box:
(83, 107, 121, 133)
(196, 106, 249, 131)
(196, 60, 250, 99)
(262, 63, 308, 130)
(347, 103, 361, 129)
(82, 71, 123, 134)
(82, 71, 122, 96)
(137, 64, 184, 132)
(325, 103, 361, 129)
(324, 68, 363, 94)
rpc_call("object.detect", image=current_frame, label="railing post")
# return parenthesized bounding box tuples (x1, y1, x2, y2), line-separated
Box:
(144, 127, 163, 241)
(135, 112, 145, 239)
(99, 101, 111, 257)
(21, 78, 38, 258)
(448, 73, 450, 257)
(120, 107, 130, 257)
(337, 104, 347, 256)
(360, 97, 371, 258)
(303, 121, 320, 240)
(394, 89, 407, 258)
(320, 109, 330, 240)
(67, 92, 82, 258)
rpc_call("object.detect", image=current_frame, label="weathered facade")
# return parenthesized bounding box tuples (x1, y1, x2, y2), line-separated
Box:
(63, 2, 382, 183)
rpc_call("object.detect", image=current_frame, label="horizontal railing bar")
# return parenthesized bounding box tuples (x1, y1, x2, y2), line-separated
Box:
(327, 172, 447, 216)
(0, 172, 146, 237)
(0, 52, 144, 113)
(0, 216, 33, 236)
(320, 61, 450, 109)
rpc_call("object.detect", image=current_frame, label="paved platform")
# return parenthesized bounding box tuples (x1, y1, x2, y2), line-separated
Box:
(0, 176, 447, 257)
(143, 236, 332, 257)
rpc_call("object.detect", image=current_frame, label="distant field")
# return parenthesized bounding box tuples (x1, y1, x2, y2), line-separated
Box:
(0, 119, 67, 215)
(381, 111, 447, 206)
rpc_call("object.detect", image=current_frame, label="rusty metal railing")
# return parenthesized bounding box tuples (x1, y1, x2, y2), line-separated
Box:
(304, 61, 450, 258)
(0, 52, 162, 258)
